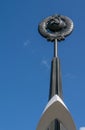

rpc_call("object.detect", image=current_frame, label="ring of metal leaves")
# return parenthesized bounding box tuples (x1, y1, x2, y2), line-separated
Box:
(38, 14, 74, 42)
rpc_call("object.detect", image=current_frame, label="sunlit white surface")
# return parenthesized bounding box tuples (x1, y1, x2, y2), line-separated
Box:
(80, 127, 85, 130)
(37, 94, 76, 130)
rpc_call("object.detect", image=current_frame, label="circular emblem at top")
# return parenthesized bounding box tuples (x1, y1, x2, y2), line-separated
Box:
(38, 14, 74, 42)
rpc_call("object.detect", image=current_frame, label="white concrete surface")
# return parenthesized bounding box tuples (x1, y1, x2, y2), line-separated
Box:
(37, 94, 76, 130)
(80, 127, 85, 130)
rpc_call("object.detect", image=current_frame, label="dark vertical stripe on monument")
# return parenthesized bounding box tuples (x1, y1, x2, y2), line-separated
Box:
(48, 57, 63, 130)
(49, 57, 62, 99)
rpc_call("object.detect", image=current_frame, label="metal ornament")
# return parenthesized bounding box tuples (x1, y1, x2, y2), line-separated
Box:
(37, 14, 76, 130)
(38, 14, 74, 42)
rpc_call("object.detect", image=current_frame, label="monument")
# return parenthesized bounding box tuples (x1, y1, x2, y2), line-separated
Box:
(37, 14, 76, 130)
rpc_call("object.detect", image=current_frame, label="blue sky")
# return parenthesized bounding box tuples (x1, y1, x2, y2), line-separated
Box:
(0, 0, 85, 130)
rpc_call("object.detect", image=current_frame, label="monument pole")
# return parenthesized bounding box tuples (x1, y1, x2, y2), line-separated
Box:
(37, 14, 76, 130)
